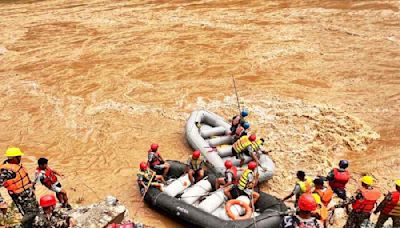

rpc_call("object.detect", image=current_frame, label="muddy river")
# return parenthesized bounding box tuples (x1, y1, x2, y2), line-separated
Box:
(0, 0, 399, 227)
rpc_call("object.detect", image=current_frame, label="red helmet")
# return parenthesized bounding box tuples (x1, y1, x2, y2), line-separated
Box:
(248, 161, 257, 170)
(140, 162, 148, 171)
(298, 194, 317, 211)
(224, 160, 233, 169)
(150, 143, 159, 151)
(40, 194, 57, 208)
(249, 134, 256, 142)
(192, 150, 201, 159)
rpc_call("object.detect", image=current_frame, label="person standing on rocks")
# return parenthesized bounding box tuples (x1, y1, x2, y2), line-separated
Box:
(374, 179, 400, 228)
(0, 147, 39, 226)
(34, 158, 71, 209)
(282, 193, 322, 228)
(32, 194, 75, 228)
(283, 171, 314, 206)
(147, 143, 170, 178)
(344, 176, 381, 228)
(326, 160, 350, 200)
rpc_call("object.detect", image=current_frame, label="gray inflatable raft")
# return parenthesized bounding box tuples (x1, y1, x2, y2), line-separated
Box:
(185, 110, 275, 183)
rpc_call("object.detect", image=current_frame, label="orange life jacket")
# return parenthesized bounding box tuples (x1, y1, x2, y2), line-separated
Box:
(352, 188, 381, 213)
(0, 163, 33, 194)
(329, 168, 350, 190)
(382, 191, 400, 216)
(314, 187, 334, 207)
(36, 167, 58, 188)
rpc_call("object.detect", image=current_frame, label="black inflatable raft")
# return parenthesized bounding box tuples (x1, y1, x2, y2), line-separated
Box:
(140, 161, 287, 228)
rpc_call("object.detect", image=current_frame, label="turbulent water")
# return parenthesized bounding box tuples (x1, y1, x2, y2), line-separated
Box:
(0, 0, 399, 227)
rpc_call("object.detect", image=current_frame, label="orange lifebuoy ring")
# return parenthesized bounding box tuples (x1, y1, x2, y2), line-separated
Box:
(225, 199, 252, 220)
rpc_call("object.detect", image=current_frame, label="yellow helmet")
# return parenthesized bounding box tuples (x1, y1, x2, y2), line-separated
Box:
(361, 176, 374, 186)
(4, 147, 24, 157)
(395, 179, 400, 187)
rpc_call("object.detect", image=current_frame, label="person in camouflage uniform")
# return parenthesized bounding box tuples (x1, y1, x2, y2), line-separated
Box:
(0, 147, 39, 227)
(32, 194, 75, 228)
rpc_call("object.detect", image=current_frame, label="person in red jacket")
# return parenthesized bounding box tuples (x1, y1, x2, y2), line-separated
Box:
(326, 160, 350, 200)
(344, 176, 381, 228)
(34, 158, 71, 209)
(374, 180, 400, 227)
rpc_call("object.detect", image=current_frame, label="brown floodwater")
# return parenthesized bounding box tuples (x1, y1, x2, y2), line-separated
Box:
(0, 0, 399, 227)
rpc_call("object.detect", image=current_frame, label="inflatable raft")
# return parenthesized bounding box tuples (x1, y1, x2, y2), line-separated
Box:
(141, 161, 286, 228)
(186, 110, 275, 183)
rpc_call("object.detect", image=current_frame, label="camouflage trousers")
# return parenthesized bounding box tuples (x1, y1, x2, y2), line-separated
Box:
(344, 211, 371, 228)
(375, 214, 400, 228)
(10, 189, 40, 227)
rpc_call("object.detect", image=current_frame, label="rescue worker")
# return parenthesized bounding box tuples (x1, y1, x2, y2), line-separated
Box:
(34, 158, 71, 209)
(326, 160, 350, 200)
(282, 193, 322, 228)
(228, 161, 259, 205)
(232, 134, 267, 168)
(313, 177, 334, 207)
(147, 143, 170, 178)
(374, 179, 400, 228)
(215, 160, 238, 190)
(32, 194, 75, 228)
(344, 175, 381, 228)
(186, 150, 206, 184)
(312, 178, 333, 228)
(0, 147, 39, 226)
(230, 110, 248, 133)
(283, 171, 314, 206)
(137, 162, 165, 194)
(233, 122, 250, 142)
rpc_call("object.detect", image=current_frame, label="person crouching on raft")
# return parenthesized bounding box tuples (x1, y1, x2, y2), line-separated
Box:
(185, 150, 206, 184)
(34, 157, 71, 209)
(215, 160, 240, 190)
(232, 134, 267, 169)
(137, 162, 165, 193)
(147, 143, 170, 178)
(227, 161, 260, 205)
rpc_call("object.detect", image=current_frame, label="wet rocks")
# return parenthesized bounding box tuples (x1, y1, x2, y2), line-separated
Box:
(67, 196, 146, 228)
